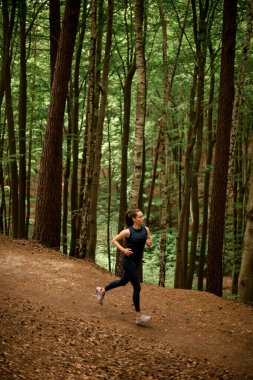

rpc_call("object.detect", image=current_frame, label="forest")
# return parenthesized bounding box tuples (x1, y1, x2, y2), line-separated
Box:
(0, 0, 252, 302)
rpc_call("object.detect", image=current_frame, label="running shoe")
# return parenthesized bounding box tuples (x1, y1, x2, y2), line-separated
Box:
(136, 314, 151, 325)
(96, 287, 105, 305)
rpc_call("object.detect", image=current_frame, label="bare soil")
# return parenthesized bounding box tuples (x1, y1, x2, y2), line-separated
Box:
(0, 234, 252, 380)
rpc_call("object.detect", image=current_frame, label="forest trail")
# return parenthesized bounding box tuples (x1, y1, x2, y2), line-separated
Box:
(0, 234, 253, 380)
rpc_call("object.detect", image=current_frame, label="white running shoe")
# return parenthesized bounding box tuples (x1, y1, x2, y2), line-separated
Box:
(136, 314, 151, 325)
(96, 287, 105, 305)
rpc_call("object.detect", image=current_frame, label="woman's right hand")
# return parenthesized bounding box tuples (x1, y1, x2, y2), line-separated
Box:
(123, 248, 133, 256)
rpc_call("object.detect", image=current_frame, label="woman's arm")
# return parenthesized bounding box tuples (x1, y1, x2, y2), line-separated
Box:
(112, 229, 133, 256)
(145, 226, 152, 247)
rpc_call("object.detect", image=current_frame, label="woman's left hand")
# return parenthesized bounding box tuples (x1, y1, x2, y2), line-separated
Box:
(146, 238, 152, 247)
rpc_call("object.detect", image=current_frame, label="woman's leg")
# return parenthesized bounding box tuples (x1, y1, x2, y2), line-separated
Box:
(122, 259, 141, 313)
(104, 271, 129, 292)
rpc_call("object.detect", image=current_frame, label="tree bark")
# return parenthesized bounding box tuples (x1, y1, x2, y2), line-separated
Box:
(2, 0, 19, 238)
(198, 39, 215, 291)
(34, 0, 80, 248)
(206, 0, 237, 296)
(49, 0, 60, 87)
(79, 0, 97, 257)
(88, 0, 114, 260)
(157, 0, 170, 287)
(186, 0, 208, 289)
(174, 65, 198, 289)
(69, 0, 88, 257)
(115, 59, 136, 276)
(18, 0, 27, 238)
(238, 162, 253, 303)
(129, 0, 146, 209)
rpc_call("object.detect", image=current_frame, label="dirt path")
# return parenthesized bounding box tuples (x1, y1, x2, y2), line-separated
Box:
(0, 234, 252, 379)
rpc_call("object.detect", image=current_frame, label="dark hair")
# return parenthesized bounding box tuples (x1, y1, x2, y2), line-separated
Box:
(124, 209, 141, 227)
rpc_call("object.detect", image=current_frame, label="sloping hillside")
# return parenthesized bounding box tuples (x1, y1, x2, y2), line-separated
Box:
(0, 234, 252, 379)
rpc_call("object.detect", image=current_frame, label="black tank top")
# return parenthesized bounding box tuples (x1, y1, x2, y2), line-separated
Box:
(125, 225, 147, 265)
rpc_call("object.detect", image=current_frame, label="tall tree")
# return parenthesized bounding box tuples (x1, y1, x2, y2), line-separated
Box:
(88, 0, 114, 260)
(238, 160, 253, 303)
(69, 0, 88, 257)
(198, 36, 216, 290)
(114, 59, 136, 275)
(129, 0, 146, 208)
(1, 0, 19, 238)
(33, 0, 80, 248)
(18, 0, 27, 238)
(157, 0, 169, 287)
(186, 0, 209, 289)
(206, 0, 237, 296)
(79, 0, 97, 258)
(226, 0, 253, 292)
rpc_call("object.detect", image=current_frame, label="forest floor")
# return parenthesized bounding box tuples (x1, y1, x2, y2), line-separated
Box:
(0, 234, 253, 380)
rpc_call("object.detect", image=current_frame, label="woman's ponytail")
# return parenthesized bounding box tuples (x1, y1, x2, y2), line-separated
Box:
(124, 209, 141, 227)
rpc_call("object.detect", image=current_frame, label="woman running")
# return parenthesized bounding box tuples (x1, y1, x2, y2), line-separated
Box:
(96, 209, 152, 325)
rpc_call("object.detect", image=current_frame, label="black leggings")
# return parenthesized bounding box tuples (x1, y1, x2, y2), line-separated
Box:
(105, 258, 141, 312)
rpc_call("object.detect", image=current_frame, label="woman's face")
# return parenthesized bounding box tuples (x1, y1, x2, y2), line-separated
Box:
(133, 211, 144, 226)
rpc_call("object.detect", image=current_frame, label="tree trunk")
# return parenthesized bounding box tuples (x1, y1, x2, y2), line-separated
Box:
(69, 0, 88, 257)
(62, 99, 72, 254)
(18, 0, 27, 238)
(157, 0, 170, 287)
(34, 0, 80, 248)
(186, 0, 208, 289)
(26, 29, 37, 238)
(174, 65, 198, 289)
(206, 0, 237, 296)
(0, 123, 7, 233)
(79, 0, 97, 258)
(198, 39, 215, 291)
(129, 0, 146, 209)
(238, 162, 253, 303)
(227, 0, 253, 293)
(115, 59, 136, 276)
(2, 0, 19, 238)
(88, 0, 114, 261)
(106, 118, 112, 272)
(226, 0, 253, 202)
(49, 0, 61, 87)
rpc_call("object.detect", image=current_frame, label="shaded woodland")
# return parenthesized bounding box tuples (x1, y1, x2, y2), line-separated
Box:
(0, 0, 252, 302)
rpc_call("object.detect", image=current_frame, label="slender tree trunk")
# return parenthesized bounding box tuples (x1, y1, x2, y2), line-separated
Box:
(115, 59, 136, 276)
(198, 40, 215, 291)
(227, 0, 253, 293)
(129, 0, 146, 209)
(18, 0, 27, 238)
(1, 0, 19, 238)
(186, 0, 208, 289)
(69, 0, 88, 257)
(34, 0, 80, 248)
(26, 30, 37, 238)
(207, 0, 237, 296)
(62, 98, 72, 254)
(238, 162, 253, 303)
(49, 0, 60, 87)
(156, 0, 170, 287)
(79, 0, 97, 258)
(0, 122, 6, 233)
(106, 117, 112, 272)
(174, 65, 198, 288)
(88, 0, 114, 261)
(226, 0, 253, 201)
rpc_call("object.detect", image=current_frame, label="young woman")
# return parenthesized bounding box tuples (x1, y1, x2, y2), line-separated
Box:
(96, 209, 152, 325)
